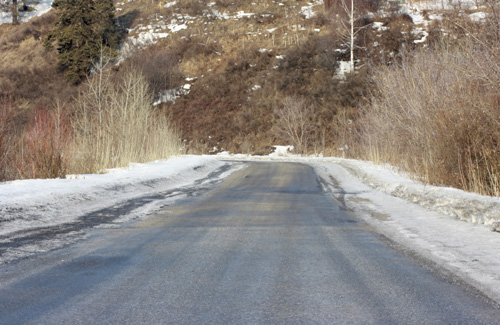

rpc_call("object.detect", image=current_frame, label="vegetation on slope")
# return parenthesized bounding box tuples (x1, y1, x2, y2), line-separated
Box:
(1, 0, 500, 196)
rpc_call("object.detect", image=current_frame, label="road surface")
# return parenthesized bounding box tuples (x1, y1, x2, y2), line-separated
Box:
(1, 162, 499, 324)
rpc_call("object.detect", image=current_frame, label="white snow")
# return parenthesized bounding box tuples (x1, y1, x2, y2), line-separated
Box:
(299, 0, 323, 19)
(413, 28, 429, 43)
(373, 22, 389, 31)
(469, 11, 487, 22)
(0, 156, 235, 262)
(409, 0, 477, 11)
(336, 61, 354, 78)
(0, 0, 53, 25)
(269, 145, 294, 157)
(300, 5, 315, 19)
(234, 11, 255, 19)
(215, 153, 500, 303)
(164, 1, 177, 9)
(1, 153, 500, 302)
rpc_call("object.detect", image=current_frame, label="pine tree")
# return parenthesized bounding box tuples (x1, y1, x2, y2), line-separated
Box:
(45, 0, 118, 84)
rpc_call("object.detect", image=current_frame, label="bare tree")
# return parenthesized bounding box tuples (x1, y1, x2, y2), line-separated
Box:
(330, 0, 372, 73)
(273, 97, 316, 154)
(341, 0, 355, 71)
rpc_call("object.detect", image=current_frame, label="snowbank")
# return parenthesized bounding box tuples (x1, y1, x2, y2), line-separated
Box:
(311, 159, 500, 304)
(218, 152, 500, 231)
(334, 159, 500, 231)
(0, 156, 231, 238)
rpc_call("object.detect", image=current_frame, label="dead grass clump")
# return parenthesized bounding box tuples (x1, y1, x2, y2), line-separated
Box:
(0, 10, 73, 112)
(0, 10, 56, 50)
(358, 43, 500, 196)
(178, 0, 207, 17)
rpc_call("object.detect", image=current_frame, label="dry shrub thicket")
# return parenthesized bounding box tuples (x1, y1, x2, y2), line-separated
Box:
(0, 94, 13, 180)
(358, 20, 500, 195)
(15, 105, 71, 179)
(273, 97, 316, 154)
(0, 66, 179, 180)
(70, 65, 180, 174)
(3, 0, 500, 198)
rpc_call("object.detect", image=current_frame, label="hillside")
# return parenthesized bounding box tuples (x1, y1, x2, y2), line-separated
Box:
(113, 0, 421, 154)
(1, 0, 500, 196)
(0, 0, 421, 148)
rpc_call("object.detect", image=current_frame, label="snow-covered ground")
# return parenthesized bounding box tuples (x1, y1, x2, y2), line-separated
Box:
(0, 0, 53, 25)
(1, 153, 499, 304)
(312, 158, 500, 304)
(0, 156, 237, 263)
(217, 152, 500, 303)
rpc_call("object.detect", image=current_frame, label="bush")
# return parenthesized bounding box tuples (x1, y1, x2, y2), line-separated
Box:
(15, 106, 70, 179)
(273, 97, 316, 154)
(358, 43, 500, 196)
(71, 64, 180, 173)
(121, 47, 183, 95)
(0, 94, 14, 181)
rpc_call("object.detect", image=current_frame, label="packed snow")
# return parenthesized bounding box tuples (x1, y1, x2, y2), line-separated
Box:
(217, 151, 500, 303)
(0, 156, 237, 263)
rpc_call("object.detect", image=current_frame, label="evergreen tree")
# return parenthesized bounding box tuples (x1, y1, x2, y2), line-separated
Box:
(45, 0, 118, 84)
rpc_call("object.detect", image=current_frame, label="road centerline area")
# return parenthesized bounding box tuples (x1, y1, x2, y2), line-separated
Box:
(1, 162, 499, 324)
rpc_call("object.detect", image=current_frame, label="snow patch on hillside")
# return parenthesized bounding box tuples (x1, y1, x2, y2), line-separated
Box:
(0, 0, 53, 25)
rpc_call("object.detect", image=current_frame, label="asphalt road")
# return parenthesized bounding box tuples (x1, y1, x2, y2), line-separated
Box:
(1, 162, 499, 324)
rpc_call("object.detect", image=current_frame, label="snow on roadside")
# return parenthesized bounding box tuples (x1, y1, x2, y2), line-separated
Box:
(217, 151, 500, 303)
(311, 159, 500, 304)
(335, 159, 500, 230)
(0, 156, 231, 238)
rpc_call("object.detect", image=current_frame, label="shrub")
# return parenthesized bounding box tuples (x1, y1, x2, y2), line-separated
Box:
(15, 105, 71, 179)
(273, 97, 316, 154)
(71, 64, 180, 173)
(358, 43, 500, 196)
(121, 47, 183, 95)
(0, 93, 14, 181)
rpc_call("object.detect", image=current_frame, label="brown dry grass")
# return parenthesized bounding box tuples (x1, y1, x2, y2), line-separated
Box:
(70, 65, 180, 174)
(0, 10, 75, 111)
(357, 39, 500, 196)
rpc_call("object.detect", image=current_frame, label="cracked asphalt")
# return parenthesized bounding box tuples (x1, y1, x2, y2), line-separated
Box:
(0, 162, 499, 324)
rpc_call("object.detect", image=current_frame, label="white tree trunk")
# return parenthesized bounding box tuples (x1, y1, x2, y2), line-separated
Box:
(349, 0, 354, 72)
